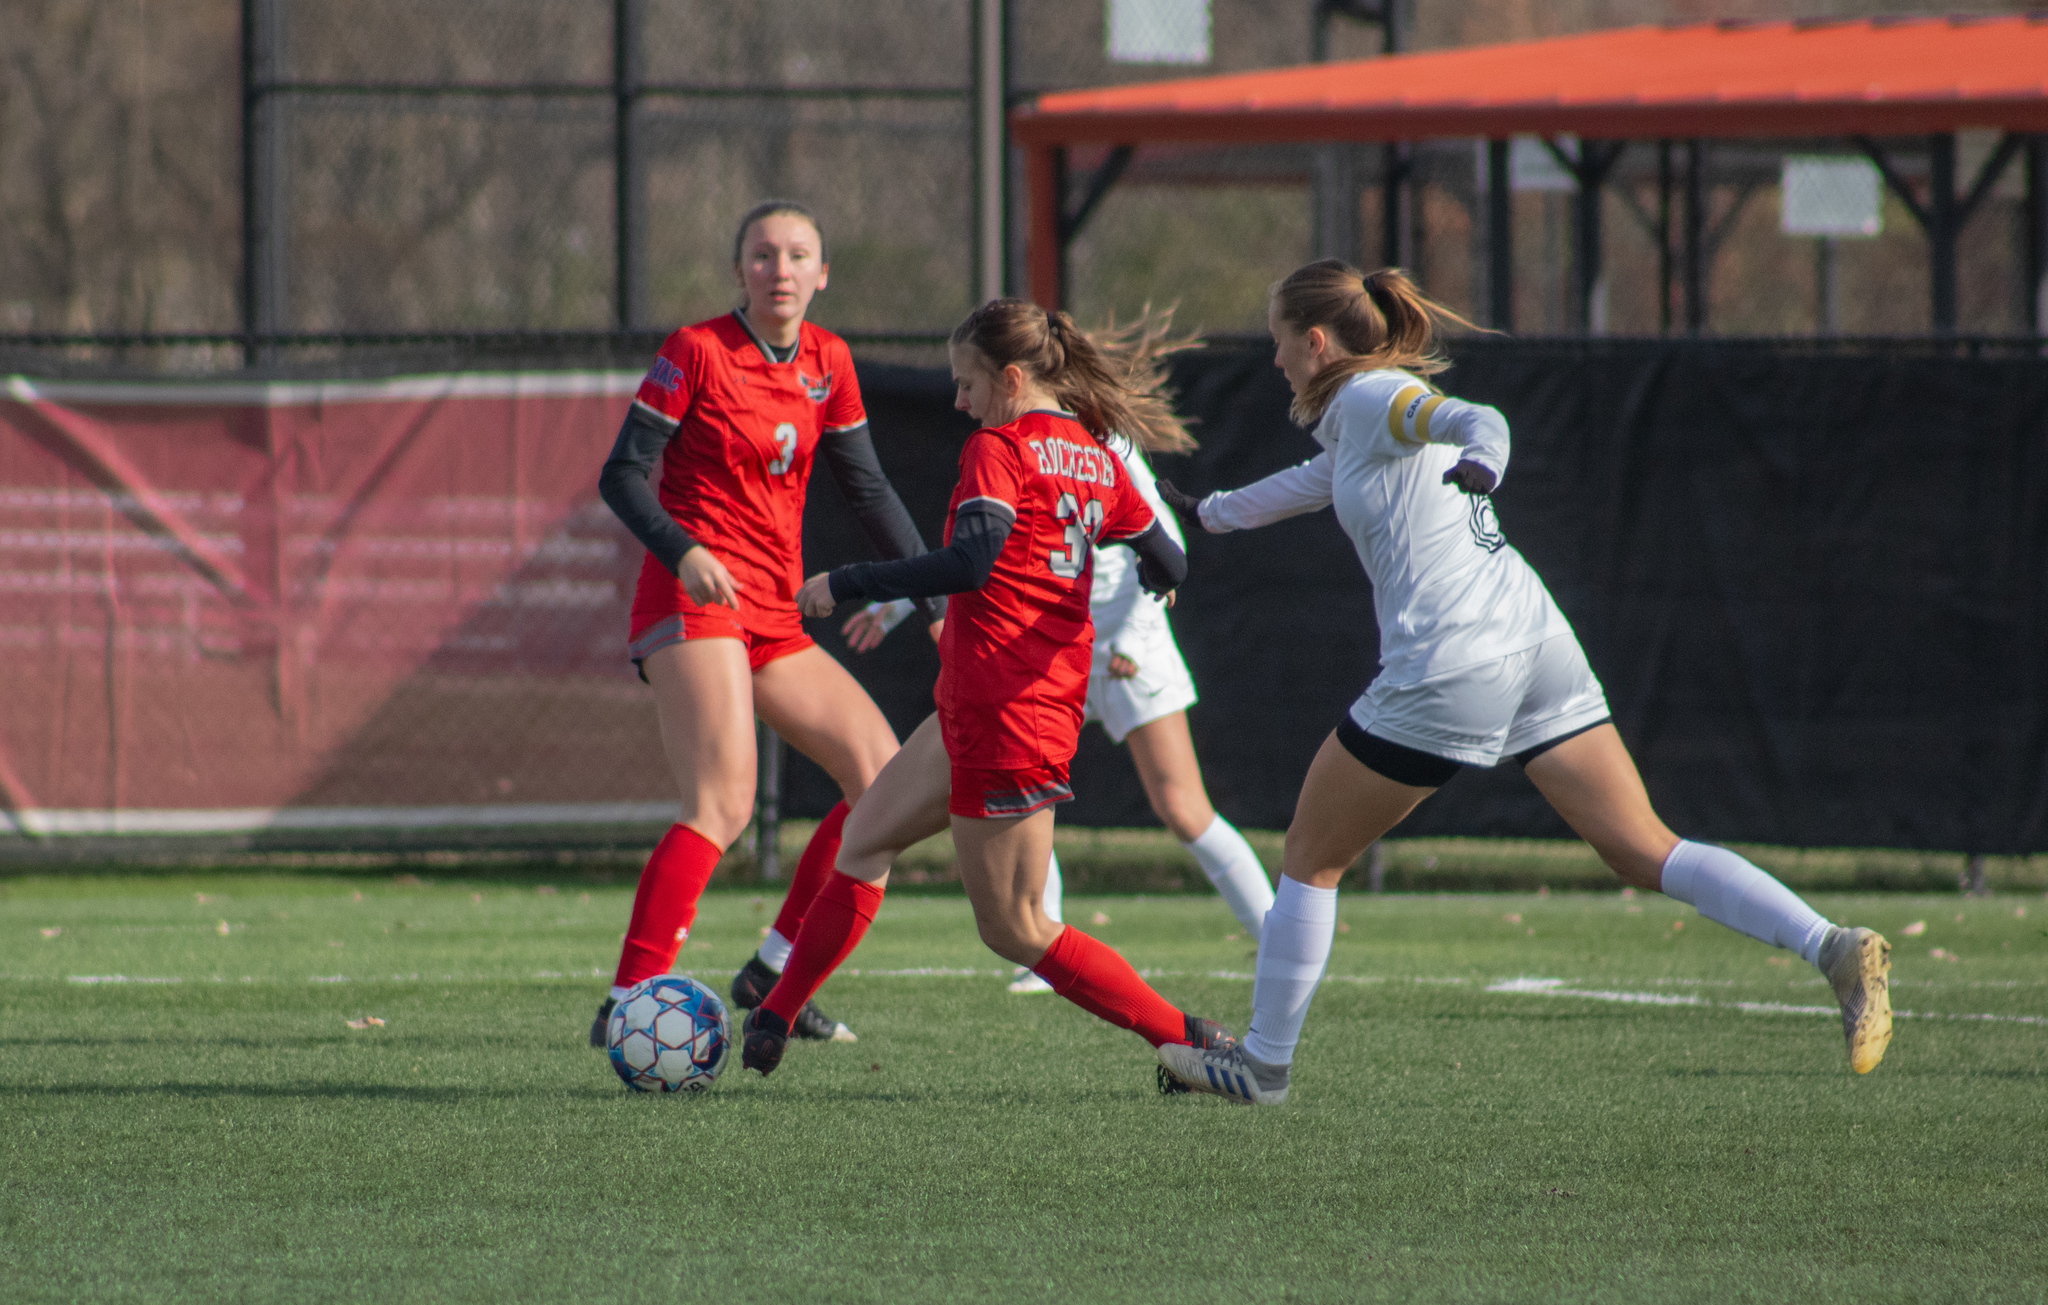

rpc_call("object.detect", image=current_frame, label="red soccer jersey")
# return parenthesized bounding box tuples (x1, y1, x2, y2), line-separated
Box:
(935, 410, 1157, 768)
(632, 312, 867, 636)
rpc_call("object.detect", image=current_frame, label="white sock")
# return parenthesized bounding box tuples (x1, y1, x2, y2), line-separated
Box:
(1183, 815, 1276, 941)
(758, 927, 793, 973)
(1243, 876, 1337, 1066)
(1660, 840, 1832, 965)
(1042, 850, 1064, 923)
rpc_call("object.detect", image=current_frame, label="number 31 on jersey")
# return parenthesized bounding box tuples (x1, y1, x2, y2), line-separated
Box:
(1048, 492, 1105, 580)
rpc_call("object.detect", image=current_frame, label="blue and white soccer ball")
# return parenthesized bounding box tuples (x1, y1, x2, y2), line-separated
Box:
(606, 974, 730, 1094)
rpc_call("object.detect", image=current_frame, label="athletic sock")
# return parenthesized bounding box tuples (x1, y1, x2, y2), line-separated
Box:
(1659, 839, 1833, 965)
(612, 824, 724, 990)
(1243, 876, 1338, 1066)
(761, 801, 849, 971)
(1029, 925, 1187, 1047)
(760, 871, 884, 1025)
(1042, 850, 1064, 923)
(1183, 815, 1276, 941)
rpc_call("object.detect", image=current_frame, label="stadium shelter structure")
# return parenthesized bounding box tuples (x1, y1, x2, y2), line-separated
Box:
(1009, 16, 2048, 335)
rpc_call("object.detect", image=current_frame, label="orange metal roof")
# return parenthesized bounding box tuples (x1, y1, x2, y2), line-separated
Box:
(1010, 16, 2048, 145)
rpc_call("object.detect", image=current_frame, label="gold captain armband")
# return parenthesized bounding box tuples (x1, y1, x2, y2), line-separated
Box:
(1388, 384, 1446, 447)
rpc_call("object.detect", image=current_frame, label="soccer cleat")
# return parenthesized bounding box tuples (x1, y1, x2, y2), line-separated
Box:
(1157, 1016, 1238, 1095)
(740, 1007, 790, 1077)
(588, 997, 616, 1049)
(1819, 925, 1893, 1074)
(790, 1001, 858, 1043)
(1007, 967, 1055, 995)
(728, 954, 778, 1010)
(1156, 1039, 1289, 1106)
(730, 954, 856, 1042)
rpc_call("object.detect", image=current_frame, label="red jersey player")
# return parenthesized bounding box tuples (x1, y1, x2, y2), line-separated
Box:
(590, 201, 942, 1049)
(735, 298, 1235, 1083)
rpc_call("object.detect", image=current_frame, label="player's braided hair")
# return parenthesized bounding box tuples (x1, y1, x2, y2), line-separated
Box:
(949, 299, 1197, 454)
(1272, 260, 1486, 426)
(731, 199, 826, 265)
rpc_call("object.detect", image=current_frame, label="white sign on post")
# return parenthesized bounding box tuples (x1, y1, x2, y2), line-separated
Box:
(1107, 0, 1211, 65)
(1781, 157, 1883, 237)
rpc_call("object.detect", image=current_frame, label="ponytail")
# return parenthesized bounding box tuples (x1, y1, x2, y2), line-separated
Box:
(949, 299, 1198, 454)
(1271, 260, 1485, 426)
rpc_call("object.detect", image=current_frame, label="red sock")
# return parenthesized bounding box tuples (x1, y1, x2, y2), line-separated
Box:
(1031, 926, 1188, 1048)
(761, 871, 884, 1024)
(768, 801, 848, 946)
(612, 824, 722, 989)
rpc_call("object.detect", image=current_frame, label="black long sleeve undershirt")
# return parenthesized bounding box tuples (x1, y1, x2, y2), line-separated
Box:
(827, 512, 1188, 605)
(597, 406, 944, 624)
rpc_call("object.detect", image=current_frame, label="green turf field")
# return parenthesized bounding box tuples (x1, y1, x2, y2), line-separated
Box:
(3, 875, 2044, 1303)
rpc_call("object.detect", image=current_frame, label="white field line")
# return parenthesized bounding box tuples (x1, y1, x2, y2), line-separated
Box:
(4, 800, 678, 837)
(1487, 976, 2048, 1028)
(15, 969, 2042, 1027)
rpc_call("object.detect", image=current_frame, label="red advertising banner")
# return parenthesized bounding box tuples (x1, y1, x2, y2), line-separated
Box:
(0, 373, 676, 837)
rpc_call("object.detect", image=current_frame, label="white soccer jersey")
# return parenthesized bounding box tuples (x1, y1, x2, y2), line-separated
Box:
(1198, 368, 1570, 686)
(1089, 432, 1185, 634)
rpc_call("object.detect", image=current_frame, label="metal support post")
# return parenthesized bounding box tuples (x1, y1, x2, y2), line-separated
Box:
(613, 0, 646, 330)
(1683, 139, 1707, 334)
(755, 723, 784, 882)
(1815, 236, 1838, 335)
(240, 0, 284, 365)
(1381, 143, 1411, 268)
(1963, 854, 1987, 897)
(1928, 133, 1957, 334)
(1313, 1, 1399, 267)
(1025, 144, 1063, 309)
(971, 0, 1007, 305)
(1366, 841, 1387, 894)
(1487, 139, 1512, 330)
(2028, 136, 2048, 333)
(1314, 146, 1359, 263)
(1656, 140, 1674, 334)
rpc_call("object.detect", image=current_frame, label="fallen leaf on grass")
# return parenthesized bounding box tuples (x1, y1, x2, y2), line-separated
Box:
(393, 874, 423, 887)
(1091, 912, 1111, 926)
(1929, 948, 1958, 962)
(216, 920, 231, 936)
(1503, 913, 1522, 924)
(1624, 905, 1643, 915)
(195, 894, 210, 904)
(535, 885, 558, 896)
(1671, 920, 1685, 931)
(2016, 906, 2028, 919)
(350, 891, 363, 903)
(1336, 922, 1351, 934)
(1620, 887, 1636, 900)
(1901, 921, 1927, 936)
(470, 893, 483, 904)
(1766, 956, 1791, 968)
(39, 927, 61, 939)
(868, 1063, 881, 1073)
(344, 1016, 386, 1030)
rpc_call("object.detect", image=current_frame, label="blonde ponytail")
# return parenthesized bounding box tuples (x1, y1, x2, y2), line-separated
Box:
(949, 299, 1198, 453)
(1271, 260, 1485, 426)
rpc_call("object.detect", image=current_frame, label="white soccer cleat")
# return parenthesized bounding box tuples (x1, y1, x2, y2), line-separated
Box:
(1819, 925, 1893, 1074)
(1007, 967, 1055, 994)
(1156, 1040, 1289, 1105)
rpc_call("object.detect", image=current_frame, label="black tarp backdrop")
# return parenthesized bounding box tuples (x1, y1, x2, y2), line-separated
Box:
(794, 340, 2048, 854)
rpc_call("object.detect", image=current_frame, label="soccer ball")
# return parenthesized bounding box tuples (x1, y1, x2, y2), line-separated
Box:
(606, 975, 730, 1094)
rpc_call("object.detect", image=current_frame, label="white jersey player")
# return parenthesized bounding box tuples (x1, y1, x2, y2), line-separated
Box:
(845, 436, 1277, 995)
(1154, 260, 1894, 1105)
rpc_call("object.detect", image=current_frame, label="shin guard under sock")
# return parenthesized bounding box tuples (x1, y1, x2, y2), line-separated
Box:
(763, 801, 849, 969)
(1660, 839, 1832, 964)
(1183, 815, 1276, 941)
(1030, 926, 1187, 1047)
(760, 871, 884, 1025)
(612, 824, 723, 989)
(1243, 876, 1338, 1066)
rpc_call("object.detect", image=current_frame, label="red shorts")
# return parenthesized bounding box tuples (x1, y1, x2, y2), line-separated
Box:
(629, 557, 812, 676)
(949, 761, 1074, 820)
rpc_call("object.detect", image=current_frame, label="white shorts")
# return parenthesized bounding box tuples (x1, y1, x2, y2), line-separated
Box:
(1347, 634, 1610, 769)
(1083, 602, 1197, 745)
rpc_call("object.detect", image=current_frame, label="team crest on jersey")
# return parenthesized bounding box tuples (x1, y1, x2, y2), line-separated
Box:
(1467, 495, 1507, 553)
(799, 369, 832, 403)
(646, 356, 683, 393)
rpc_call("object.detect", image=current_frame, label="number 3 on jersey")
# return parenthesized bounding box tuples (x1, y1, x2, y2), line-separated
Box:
(1048, 492, 1105, 580)
(766, 422, 798, 476)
